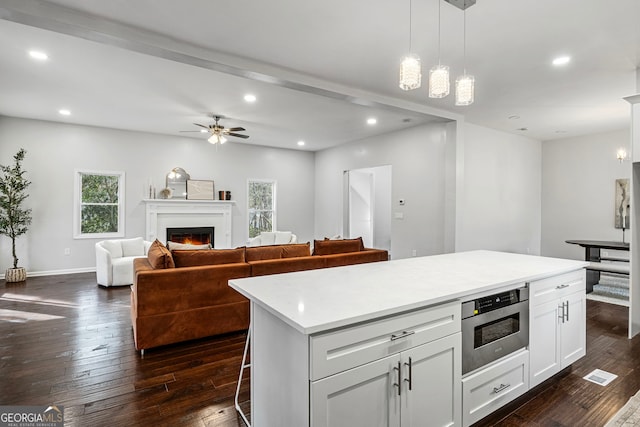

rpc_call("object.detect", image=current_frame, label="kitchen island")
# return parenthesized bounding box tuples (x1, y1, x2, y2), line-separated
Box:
(230, 250, 587, 427)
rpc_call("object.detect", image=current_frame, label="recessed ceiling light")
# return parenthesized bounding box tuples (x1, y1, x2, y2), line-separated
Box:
(508, 115, 520, 120)
(367, 118, 377, 125)
(244, 94, 257, 103)
(58, 109, 71, 116)
(297, 140, 305, 146)
(28, 50, 48, 61)
(552, 56, 571, 66)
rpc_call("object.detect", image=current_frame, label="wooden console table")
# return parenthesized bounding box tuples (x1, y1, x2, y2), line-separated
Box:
(565, 240, 629, 293)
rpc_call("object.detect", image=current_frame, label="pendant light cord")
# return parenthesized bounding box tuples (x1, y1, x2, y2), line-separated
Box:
(437, 0, 441, 65)
(409, 0, 413, 52)
(463, 9, 466, 74)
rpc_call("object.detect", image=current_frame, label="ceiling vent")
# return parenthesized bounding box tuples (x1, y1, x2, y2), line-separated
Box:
(444, 0, 476, 10)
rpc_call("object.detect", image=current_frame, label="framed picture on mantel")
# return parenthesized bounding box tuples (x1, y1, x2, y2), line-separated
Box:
(187, 180, 214, 200)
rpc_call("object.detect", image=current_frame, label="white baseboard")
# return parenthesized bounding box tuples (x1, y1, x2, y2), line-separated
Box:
(1, 267, 96, 280)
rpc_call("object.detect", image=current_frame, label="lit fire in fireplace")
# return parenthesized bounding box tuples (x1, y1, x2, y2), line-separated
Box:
(166, 227, 214, 247)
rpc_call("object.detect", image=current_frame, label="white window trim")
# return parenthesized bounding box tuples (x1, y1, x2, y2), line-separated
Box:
(73, 169, 125, 239)
(247, 178, 277, 240)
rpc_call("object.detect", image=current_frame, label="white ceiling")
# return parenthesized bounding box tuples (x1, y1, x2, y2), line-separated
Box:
(0, 0, 639, 150)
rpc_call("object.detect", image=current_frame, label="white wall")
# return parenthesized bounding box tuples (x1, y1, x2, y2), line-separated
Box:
(456, 123, 542, 255)
(541, 128, 631, 260)
(315, 122, 453, 259)
(0, 116, 315, 275)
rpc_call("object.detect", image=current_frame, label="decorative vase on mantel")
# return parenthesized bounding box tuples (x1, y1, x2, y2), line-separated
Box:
(5, 267, 27, 283)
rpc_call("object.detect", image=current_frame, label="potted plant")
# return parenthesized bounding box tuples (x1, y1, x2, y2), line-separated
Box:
(0, 149, 32, 283)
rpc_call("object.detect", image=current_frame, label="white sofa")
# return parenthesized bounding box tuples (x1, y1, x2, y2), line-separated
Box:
(247, 231, 297, 247)
(95, 237, 152, 287)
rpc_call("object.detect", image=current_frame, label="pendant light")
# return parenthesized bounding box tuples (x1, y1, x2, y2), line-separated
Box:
(399, 0, 421, 90)
(429, 0, 450, 98)
(455, 8, 474, 106)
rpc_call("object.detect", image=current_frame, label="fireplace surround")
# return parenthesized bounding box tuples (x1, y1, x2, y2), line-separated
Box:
(144, 199, 233, 249)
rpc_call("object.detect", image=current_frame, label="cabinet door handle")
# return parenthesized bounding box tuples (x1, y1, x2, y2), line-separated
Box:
(404, 357, 413, 391)
(558, 303, 565, 323)
(556, 283, 570, 289)
(390, 330, 415, 341)
(493, 383, 511, 394)
(393, 361, 402, 396)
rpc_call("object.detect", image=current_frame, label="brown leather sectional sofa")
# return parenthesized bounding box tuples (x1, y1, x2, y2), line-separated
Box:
(131, 239, 388, 351)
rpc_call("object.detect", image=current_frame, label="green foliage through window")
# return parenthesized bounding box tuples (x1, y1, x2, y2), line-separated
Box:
(77, 172, 123, 236)
(248, 180, 275, 238)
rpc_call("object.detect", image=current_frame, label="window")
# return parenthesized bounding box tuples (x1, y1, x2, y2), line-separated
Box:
(74, 170, 125, 238)
(248, 179, 276, 238)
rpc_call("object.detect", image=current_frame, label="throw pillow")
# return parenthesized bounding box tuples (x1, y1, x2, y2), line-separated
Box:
(166, 241, 211, 251)
(172, 248, 246, 267)
(121, 237, 145, 257)
(313, 238, 363, 255)
(102, 240, 123, 258)
(147, 239, 175, 269)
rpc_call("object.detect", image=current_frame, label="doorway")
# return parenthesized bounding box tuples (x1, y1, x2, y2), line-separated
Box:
(343, 165, 391, 251)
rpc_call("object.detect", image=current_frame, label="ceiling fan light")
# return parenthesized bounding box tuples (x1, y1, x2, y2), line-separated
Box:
(399, 54, 422, 90)
(428, 65, 450, 98)
(220, 135, 227, 144)
(455, 74, 475, 106)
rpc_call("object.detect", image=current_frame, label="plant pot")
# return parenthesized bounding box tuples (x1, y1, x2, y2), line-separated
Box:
(5, 267, 27, 283)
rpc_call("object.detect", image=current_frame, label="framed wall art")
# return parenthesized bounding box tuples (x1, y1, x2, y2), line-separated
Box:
(187, 179, 214, 200)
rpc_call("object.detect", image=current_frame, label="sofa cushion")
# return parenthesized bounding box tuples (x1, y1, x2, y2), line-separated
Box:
(259, 232, 277, 245)
(102, 240, 123, 258)
(121, 237, 145, 257)
(281, 242, 311, 258)
(172, 248, 246, 267)
(246, 245, 285, 261)
(147, 239, 175, 269)
(313, 237, 364, 255)
(166, 241, 211, 251)
(324, 249, 389, 268)
(250, 256, 326, 276)
(274, 231, 293, 244)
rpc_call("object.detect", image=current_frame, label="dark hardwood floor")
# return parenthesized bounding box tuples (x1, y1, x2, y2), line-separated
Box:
(0, 273, 638, 426)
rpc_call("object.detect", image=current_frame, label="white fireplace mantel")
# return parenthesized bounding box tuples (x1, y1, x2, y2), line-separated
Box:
(143, 199, 234, 249)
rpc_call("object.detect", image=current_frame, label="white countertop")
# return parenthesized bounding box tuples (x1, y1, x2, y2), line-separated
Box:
(229, 250, 587, 335)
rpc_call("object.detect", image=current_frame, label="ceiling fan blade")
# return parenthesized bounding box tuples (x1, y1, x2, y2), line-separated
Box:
(179, 130, 205, 133)
(227, 133, 250, 139)
(194, 123, 209, 129)
(227, 127, 246, 132)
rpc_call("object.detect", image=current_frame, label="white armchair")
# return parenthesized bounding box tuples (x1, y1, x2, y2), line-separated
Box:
(247, 231, 297, 247)
(95, 237, 152, 287)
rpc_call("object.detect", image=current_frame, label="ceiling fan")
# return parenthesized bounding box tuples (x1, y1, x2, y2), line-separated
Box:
(182, 115, 249, 144)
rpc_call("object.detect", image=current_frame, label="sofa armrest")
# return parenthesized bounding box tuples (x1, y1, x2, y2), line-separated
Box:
(95, 243, 113, 286)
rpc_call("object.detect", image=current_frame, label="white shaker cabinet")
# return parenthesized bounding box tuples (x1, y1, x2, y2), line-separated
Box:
(249, 299, 462, 427)
(311, 333, 461, 427)
(529, 269, 586, 388)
